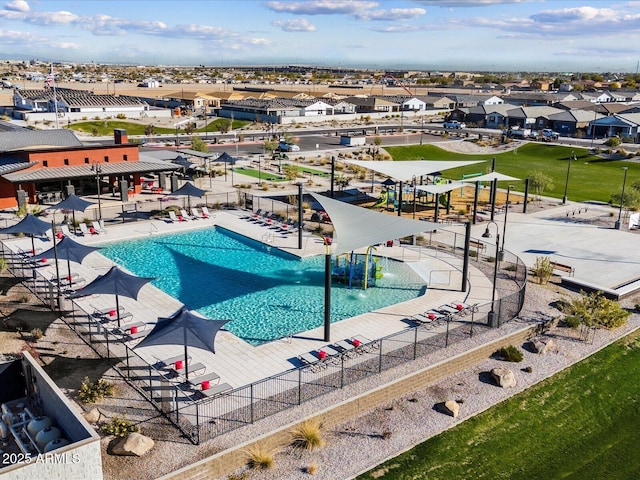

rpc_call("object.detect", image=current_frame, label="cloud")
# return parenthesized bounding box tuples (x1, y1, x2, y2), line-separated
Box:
(354, 8, 425, 21)
(457, 5, 640, 38)
(265, 1, 378, 15)
(370, 23, 424, 33)
(413, 0, 528, 6)
(5, 0, 29, 12)
(273, 18, 316, 31)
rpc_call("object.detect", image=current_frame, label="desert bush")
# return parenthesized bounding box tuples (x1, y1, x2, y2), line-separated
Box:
(100, 415, 138, 438)
(78, 377, 114, 404)
(30, 328, 43, 341)
(565, 291, 630, 329)
(244, 444, 276, 470)
(496, 345, 523, 362)
(532, 256, 553, 284)
(290, 419, 325, 450)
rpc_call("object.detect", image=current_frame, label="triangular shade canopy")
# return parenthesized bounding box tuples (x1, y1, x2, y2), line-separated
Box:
(0, 214, 51, 237)
(32, 236, 100, 264)
(68, 265, 153, 300)
(415, 182, 467, 194)
(342, 160, 484, 183)
(464, 172, 521, 183)
(47, 193, 94, 213)
(381, 178, 396, 187)
(309, 192, 441, 255)
(135, 306, 229, 355)
(172, 155, 198, 170)
(171, 181, 206, 198)
(216, 152, 238, 164)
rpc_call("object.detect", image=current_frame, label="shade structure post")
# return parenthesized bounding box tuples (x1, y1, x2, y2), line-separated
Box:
(51, 220, 61, 291)
(490, 178, 497, 221)
(461, 221, 471, 292)
(184, 326, 190, 381)
(523, 178, 530, 214)
(472, 181, 479, 224)
(397, 181, 403, 217)
(434, 193, 440, 223)
(297, 183, 303, 249)
(330, 156, 335, 199)
(324, 250, 331, 342)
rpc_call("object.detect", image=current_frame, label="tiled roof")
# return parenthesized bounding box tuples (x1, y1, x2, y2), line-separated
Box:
(0, 130, 84, 152)
(15, 88, 145, 107)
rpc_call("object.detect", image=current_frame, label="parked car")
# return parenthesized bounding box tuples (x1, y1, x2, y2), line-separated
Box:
(443, 120, 466, 129)
(277, 142, 300, 152)
(541, 129, 559, 141)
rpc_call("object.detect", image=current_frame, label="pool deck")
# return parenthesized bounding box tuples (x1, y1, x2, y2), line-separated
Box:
(4, 211, 494, 389)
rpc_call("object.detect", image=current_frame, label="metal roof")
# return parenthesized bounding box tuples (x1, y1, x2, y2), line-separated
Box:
(2, 160, 179, 183)
(176, 149, 217, 158)
(0, 129, 84, 152)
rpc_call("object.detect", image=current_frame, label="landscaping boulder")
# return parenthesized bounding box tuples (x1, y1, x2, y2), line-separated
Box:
(83, 408, 101, 424)
(491, 367, 516, 388)
(530, 338, 556, 355)
(112, 432, 154, 457)
(442, 400, 459, 418)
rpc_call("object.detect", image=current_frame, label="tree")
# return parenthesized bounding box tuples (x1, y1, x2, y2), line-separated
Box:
(531, 256, 553, 285)
(282, 164, 299, 181)
(335, 175, 351, 191)
(144, 124, 155, 137)
(191, 135, 208, 153)
(528, 171, 554, 200)
(610, 187, 640, 211)
(263, 140, 278, 155)
(184, 123, 196, 135)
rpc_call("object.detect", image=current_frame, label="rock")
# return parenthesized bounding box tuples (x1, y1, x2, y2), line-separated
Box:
(442, 400, 459, 418)
(83, 408, 101, 424)
(530, 338, 556, 355)
(491, 367, 516, 388)
(111, 432, 154, 457)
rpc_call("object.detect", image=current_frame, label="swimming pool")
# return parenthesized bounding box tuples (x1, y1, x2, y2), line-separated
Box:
(100, 227, 426, 345)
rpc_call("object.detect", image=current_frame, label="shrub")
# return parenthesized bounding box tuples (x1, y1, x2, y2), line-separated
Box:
(100, 415, 138, 438)
(565, 291, 630, 329)
(496, 345, 523, 362)
(307, 463, 318, 475)
(532, 256, 553, 284)
(78, 377, 114, 404)
(30, 328, 43, 341)
(290, 419, 325, 450)
(244, 444, 276, 470)
(563, 315, 581, 329)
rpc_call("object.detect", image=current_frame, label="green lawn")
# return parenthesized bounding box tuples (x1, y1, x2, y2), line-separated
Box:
(283, 163, 331, 177)
(234, 166, 286, 182)
(385, 143, 638, 203)
(358, 331, 640, 480)
(68, 119, 251, 136)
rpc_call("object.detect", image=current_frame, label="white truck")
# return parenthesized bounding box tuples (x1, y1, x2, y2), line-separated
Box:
(504, 127, 532, 139)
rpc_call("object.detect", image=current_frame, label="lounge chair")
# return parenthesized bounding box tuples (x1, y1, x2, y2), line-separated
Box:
(191, 207, 204, 219)
(92, 306, 133, 323)
(92, 221, 107, 234)
(250, 211, 270, 223)
(180, 209, 196, 221)
(245, 208, 262, 221)
(333, 339, 357, 358)
(60, 225, 74, 237)
(201, 206, 215, 219)
(199, 382, 232, 398)
(168, 210, 181, 223)
(159, 354, 192, 368)
(79, 223, 97, 235)
(173, 362, 206, 377)
(187, 371, 220, 388)
(350, 335, 376, 353)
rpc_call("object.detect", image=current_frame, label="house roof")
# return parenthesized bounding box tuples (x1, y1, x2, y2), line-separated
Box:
(2, 157, 178, 183)
(0, 129, 84, 152)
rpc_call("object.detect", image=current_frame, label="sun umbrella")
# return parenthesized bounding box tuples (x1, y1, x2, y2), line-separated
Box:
(0, 214, 52, 256)
(69, 265, 154, 327)
(216, 152, 238, 181)
(171, 181, 206, 210)
(135, 306, 229, 380)
(32, 236, 101, 289)
(47, 194, 95, 235)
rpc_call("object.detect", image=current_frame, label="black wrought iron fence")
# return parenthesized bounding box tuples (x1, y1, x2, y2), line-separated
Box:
(0, 223, 527, 445)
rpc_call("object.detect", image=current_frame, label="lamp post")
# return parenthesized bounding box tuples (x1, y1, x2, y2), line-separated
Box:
(482, 221, 500, 327)
(562, 152, 574, 205)
(590, 103, 599, 148)
(420, 115, 424, 145)
(91, 162, 103, 221)
(614, 167, 629, 230)
(257, 155, 263, 187)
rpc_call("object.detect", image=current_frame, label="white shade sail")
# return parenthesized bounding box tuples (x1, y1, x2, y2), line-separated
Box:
(464, 172, 520, 182)
(309, 191, 442, 256)
(342, 160, 484, 183)
(415, 182, 467, 194)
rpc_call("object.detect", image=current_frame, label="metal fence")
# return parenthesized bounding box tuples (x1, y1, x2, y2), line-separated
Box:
(0, 221, 527, 445)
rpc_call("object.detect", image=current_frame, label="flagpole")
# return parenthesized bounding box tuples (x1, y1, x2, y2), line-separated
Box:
(50, 64, 60, 129)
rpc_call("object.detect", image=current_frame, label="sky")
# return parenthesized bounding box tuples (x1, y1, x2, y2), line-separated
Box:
(1, 0, 640, 72)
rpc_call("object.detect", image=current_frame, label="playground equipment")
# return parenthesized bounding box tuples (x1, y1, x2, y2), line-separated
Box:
(332, 248, 383, 290)
(373, 190, 388, 208)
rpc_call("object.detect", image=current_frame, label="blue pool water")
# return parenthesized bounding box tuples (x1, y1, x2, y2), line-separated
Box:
(100, 227, 426, 345)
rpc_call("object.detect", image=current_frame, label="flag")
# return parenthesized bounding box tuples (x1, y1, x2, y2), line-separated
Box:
(45, 65, 54, 89)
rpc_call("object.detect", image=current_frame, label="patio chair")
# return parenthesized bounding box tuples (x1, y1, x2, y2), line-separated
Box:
(180, 209, 196, 221)
(191, 207, 205, 219)
(245, 208, 262, 221)
(333, 339, 357, 358)
(350, 335, 376, 354)
(187, 371, 220, 388)
(173, 362, 206, 378)
(199, 382, 232, 398)
(168, 210, 180, 223)
(201, 206, 215, 219)
(92, 221, 107, 234)
(60, 225, 74, 237)
(159, 354, 193, 369)
(79, 223, 97, 235)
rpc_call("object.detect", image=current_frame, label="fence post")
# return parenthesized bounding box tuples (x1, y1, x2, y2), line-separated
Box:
(250, 383, 254, 424)
(378, 340, 383, 373)
(413, 326, 418, 360)
(445, 317, 450, 347)
(340, 356, 344, 389)
(195, 403, 200, 445)
(298, 368, 302, 405)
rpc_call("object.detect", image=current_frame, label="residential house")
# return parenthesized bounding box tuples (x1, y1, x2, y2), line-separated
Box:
(505, 106, 564, 130)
